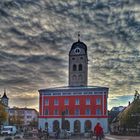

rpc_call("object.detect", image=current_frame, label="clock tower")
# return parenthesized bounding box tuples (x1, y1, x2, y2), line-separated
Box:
(69, 37, 88, 87)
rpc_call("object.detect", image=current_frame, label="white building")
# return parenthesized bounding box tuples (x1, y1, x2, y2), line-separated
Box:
(9, 107, 38, 127)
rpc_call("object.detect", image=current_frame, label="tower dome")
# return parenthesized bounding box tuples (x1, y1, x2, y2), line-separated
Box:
(69, 41, 87, 55)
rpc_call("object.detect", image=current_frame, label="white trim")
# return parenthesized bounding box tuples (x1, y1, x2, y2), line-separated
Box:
(103, 93, 104, 115)
(42, 95, 44, 116)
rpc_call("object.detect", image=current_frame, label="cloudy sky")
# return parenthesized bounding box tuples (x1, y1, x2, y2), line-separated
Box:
(0, 0, 140, 110)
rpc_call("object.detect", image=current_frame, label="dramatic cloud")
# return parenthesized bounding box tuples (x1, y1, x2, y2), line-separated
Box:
(0, 0, 140, 110)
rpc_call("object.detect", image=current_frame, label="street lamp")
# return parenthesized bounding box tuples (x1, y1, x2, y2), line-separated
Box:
(61, 111, 65, 130)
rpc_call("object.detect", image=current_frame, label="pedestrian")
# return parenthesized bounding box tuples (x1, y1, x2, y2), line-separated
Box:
(93, 122, 104, 140)
(56, 128, 60, 139)
(44, 127, 49, 140)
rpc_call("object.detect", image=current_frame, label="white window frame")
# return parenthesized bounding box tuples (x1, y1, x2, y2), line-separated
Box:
(64, 98, 69, 105)
(45, 109, 49, 115)
(85, 109, 91, 115)
(96, 109, 101, 115)
(54, 99, 59, 105)
(86, 98, 90, 105)
(75, 98, 80, 105)
(96, 98, 101, 105)
(65, 109, 69, 115)
(75, 109, 80, 115)
(45, 99, 49, 106)
(54, 109, 58, 115)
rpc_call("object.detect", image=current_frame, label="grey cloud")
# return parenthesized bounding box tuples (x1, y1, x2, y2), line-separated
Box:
(0, 0, 140, 109)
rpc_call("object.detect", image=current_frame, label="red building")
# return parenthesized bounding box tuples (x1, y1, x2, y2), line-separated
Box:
(38, 38, 109, 133)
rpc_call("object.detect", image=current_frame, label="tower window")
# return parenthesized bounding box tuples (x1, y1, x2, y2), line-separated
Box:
(78, 75, 83, 80)
(72, 57, 75, 60)
(74, 48, 81, 54)
(72, 75, 77, 80)
(79, 64, 82, 71)
(73, 64, 77, 71)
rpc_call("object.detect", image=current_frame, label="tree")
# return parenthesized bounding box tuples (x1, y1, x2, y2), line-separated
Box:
(0, 103, 7, 125)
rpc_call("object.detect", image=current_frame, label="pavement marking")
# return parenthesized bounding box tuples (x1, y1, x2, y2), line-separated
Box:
(105, 136, 129, 140)
(105, 136, 119, 140)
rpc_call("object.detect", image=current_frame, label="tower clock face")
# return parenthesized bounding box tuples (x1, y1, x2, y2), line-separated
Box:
(74, 48, 81, 54)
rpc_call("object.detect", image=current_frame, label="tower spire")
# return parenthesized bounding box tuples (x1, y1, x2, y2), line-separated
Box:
(78, 31, 80, 42)
(4, 88, 6, 94)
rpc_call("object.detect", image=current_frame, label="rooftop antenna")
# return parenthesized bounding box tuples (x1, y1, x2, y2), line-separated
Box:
(77, 0, 82, 41)
(4, 88, 6, 94)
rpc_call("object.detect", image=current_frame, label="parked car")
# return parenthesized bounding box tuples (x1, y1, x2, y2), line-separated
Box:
(1, 126, 17, 136)
(4, 137, 13, 140)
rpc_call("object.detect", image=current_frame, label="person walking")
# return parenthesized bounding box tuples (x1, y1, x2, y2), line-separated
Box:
(56, 128, 60, 139)
(93, 122, 104, 140)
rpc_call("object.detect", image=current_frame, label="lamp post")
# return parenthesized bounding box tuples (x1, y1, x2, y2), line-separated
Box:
(61, 111, 65, 130)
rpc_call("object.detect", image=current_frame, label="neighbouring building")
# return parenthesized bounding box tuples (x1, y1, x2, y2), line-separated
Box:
(110, 93, 140, 135)
(38, 37, 109, 133)
(9, 107, 38, 129)
(109, 106, 126, 123)
(0, 90, 9, 126)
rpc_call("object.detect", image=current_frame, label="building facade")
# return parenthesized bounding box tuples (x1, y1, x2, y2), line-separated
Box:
(38, 39, 109, 133)
(9, 107, 38, 128)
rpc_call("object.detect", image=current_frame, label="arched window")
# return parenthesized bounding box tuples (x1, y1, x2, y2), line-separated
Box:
(79, 64, 82, 71)
(84, 120, 92, 132)
(74, 120, 81, 133)
(64, 120, 70, 131)
(73, 64, 77, 71)
(53, 120, 60, 132)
